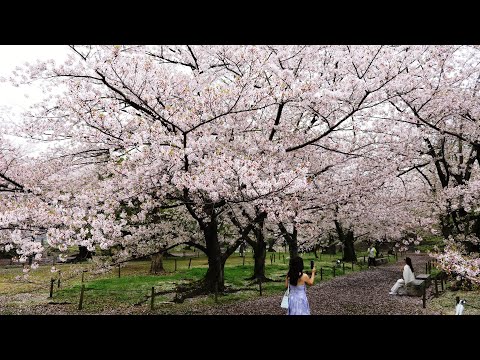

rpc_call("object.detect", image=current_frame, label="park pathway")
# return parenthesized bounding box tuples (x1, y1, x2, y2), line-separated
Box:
(193, 253, 435, 315)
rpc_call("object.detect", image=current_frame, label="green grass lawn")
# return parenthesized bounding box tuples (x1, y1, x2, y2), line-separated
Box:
(428, 288, 480, 315)
(414, 235, 444, 253)
(412, 260, 480, 315)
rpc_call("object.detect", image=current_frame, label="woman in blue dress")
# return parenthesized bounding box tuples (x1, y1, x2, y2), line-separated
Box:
(285, 256, 316, 315)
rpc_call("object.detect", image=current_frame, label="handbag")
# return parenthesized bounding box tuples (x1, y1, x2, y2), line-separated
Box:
(281, 285, 289, 309)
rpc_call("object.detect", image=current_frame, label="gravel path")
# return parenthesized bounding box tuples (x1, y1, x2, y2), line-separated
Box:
(182, 254, 437, 315)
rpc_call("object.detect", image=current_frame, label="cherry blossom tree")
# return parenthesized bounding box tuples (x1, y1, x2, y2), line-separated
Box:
(4, 44, 479, 293)
(388, 45, 480, 283)
(4, 46, 310, 294)
(0, 134, 56, 270)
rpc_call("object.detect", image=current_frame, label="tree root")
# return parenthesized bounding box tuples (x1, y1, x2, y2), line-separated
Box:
(172, 279, 233, 303)
(245, 275, 275, 283)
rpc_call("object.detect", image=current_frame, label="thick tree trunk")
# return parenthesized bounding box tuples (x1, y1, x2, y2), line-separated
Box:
(249, 225, 269, 281)
(325, 243, 337, 255)
(150, 252, 165, 274)
(250, 242, 268, 281)
(203, 220, 224, 293)
(440, 213, 454, 238)
(343, 230, 357, 262)
(464, 217, 480, 254)
(239, 242, 246, 257)
(267, 238, 276, 252)
(75, 245, 93, 262)
(288, 238, 298, 259)
(324, 233, 337, 254)
(334, 220, 356, 262)
(278, 223, 298, 259)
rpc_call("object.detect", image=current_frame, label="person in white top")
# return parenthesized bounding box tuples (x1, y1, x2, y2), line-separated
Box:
(367, 244, 377, 268)
(389, 257, 415, 295)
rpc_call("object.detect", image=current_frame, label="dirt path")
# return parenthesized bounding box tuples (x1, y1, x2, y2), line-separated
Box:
(185, 253, 438, 315)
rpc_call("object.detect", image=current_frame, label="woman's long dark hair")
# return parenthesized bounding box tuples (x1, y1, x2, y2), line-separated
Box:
(405, 257, 414, 273)
(288, 256, 304, 286)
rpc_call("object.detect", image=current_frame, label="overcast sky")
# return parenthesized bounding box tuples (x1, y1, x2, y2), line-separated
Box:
(0, 45, 70, 116)
(0, 46, 70, 149)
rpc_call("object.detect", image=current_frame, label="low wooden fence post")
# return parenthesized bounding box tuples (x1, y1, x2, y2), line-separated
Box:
(78, 284, 85, 310)
(422, 285, 426, 309)
(174, 258, 177, 272)
(188, 258, 192, 269)
(49, 278, 54, 298)
(118, 264, 121, 278)
(57, 270, 61, 288)
(151, 287, 155, 310)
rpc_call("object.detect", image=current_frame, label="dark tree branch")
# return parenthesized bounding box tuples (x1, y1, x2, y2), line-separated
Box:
(269, 102, 285, 141)
(286, 90, 370, 152)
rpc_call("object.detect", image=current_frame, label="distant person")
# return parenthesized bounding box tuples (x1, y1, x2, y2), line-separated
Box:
(285, 256, 315, 315)
(455, 297, 466, 315)
(239, 242, 246, 257)
(389, 257, 415, 295)
(367, 244, 377, 268)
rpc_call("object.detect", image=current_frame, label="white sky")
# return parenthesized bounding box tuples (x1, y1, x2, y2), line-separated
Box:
(0, 45, 70, 114)
(0, 46, 70, 149)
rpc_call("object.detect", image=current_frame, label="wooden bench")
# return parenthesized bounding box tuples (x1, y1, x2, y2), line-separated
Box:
(415, 274, 431, 287)
(397, 279, 425, 296)
(374, 257, 388, 266)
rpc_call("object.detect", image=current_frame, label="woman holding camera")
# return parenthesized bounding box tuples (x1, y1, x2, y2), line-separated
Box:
(285, 256, 316, 315)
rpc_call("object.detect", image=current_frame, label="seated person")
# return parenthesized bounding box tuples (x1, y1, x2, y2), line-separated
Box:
(389, 257, 415, 295)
